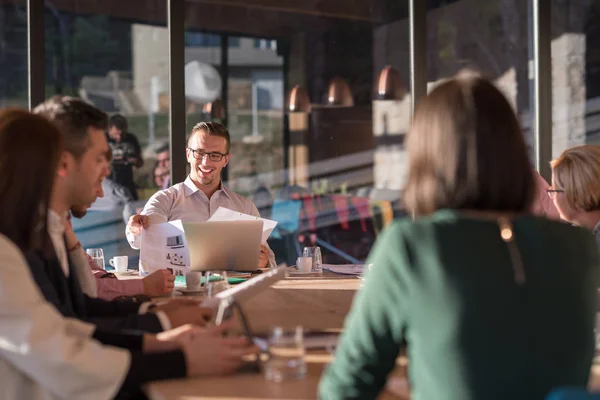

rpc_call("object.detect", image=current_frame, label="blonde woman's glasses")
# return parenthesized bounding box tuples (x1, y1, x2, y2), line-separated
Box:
(546, 188, 565, 199)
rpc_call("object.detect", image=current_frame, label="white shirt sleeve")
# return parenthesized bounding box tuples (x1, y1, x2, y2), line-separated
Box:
(69, 247, 98, 298)
(126, 190, 171, 250)
(0, 235, 130, 400)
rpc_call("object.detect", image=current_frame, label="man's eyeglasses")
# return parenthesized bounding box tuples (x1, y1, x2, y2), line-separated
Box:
(546, 188, 565, 199)
(187, 148, 227, 162)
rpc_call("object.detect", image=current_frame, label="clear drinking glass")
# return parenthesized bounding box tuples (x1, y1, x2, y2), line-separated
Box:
(204, 271, 230, 298)
(264, 326, 307, 382)
(86, 248, 105, 270)
(302, 246, 322, 273)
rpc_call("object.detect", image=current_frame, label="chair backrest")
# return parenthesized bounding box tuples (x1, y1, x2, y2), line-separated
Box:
(270, 199, 302, 239)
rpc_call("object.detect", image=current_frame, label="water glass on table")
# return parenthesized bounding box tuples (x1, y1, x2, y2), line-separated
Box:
(264, 326, 307, 382)
(303, 246, 322, 273)
(205, 271, 230, 298)
(86, 248, 105, 270)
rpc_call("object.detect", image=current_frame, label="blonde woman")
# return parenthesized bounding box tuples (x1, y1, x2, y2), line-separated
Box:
(550, 145, 600, 248)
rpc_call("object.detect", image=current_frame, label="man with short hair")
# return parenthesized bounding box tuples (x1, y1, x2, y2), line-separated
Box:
(107, 114, 143, 200)
(31, 96, 207, 332)
(155, 143, 171, 189)
(127, 121, 276, 269)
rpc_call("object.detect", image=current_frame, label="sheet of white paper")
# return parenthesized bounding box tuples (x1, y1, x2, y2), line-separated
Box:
(140, 220, 190, 273)
(322, 264, 364, 276)
(207, 206, 278, 243)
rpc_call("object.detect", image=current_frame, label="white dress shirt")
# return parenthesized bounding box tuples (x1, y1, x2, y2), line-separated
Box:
(0, 233, 129, 400)
(47, 210, 69, 277)
(127, 176, 276, 267)
(47, 210, 98, 297)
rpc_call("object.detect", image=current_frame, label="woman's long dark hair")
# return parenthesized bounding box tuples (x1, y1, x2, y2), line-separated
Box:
(0, 109, 63, 252)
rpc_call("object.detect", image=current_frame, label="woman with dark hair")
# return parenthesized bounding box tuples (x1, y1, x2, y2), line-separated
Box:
(0, 109, 256, 400)
(319, 72, 600, 400)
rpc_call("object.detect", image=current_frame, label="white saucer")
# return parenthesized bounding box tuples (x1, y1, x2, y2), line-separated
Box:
(288, 267, 318, 275)
(113, 270, 138, 276)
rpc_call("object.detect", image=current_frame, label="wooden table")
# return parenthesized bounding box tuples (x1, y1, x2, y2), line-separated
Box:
(144, 273, 407, 399)
(142, 272, 600, 399)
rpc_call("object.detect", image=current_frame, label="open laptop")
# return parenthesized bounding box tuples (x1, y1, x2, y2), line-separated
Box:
(183, 220, 263, 272)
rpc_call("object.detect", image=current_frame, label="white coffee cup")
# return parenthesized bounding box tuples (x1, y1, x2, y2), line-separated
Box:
(296, 257, 312, 273)
(109, 256, 128, 272)
(186, 271, 202, 290)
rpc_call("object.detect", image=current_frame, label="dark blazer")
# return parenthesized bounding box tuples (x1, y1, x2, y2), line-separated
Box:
(25, 248, 163, 334)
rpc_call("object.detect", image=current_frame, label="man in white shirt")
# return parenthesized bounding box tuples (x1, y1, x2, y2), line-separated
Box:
(32, 96, 207, 332)
(127, 121, 276, 269)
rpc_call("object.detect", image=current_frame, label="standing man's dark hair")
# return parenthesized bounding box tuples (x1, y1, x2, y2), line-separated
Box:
(109, 114, 128, 137)
(33, 95, 108, 159)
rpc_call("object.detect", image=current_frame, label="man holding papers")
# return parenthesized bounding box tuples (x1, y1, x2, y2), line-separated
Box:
(127, 122, 276, 268)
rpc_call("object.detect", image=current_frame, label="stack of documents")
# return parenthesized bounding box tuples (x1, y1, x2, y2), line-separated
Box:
(208, 207, 277, 244)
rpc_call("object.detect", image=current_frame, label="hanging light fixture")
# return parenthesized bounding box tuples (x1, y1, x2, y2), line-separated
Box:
(202, 99, 225, 120)
(327, 76, 354, 107)
(376, 65, 405, 100)
(288, 85, 311, 113)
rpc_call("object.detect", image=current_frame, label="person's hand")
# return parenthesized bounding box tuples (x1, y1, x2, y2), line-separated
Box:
(153, 324, 197, 351)
(181, 322, 259, 377)
(161, 303, 213, 328)
(258, 244, 270, 268)
(128, 214, 150, 236)
(143, 324, 198, 353)
(142, 269, 175, 296)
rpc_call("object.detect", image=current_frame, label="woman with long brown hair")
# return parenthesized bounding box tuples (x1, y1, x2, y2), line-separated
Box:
(319, 72, 600, 400)
(0, 109, 256, 400)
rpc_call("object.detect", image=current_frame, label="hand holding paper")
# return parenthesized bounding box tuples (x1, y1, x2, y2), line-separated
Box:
(140, 219, 191, 273)
(208, 207, 277, 243)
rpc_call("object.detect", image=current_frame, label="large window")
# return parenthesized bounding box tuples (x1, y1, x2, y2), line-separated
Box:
(5, 0, 572, 267)
(428, 0, 535, 160)
(43, 2, 169, 264)
(0, 1, 27, 108)
(551, 0, 600, 158)
(225, 36, 284, 199)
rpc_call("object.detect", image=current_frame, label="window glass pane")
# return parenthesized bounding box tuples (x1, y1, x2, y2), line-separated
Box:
(183, 1, 411, 265)
(0, 1, 27, 108)
(551, 1, 597, 158)
(44, 2, 169, 265)
(225, 35, 284, 203)
(185, 31, 221, 47)
(183, 26, 222, 176)
(428, 0, 535, 161)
